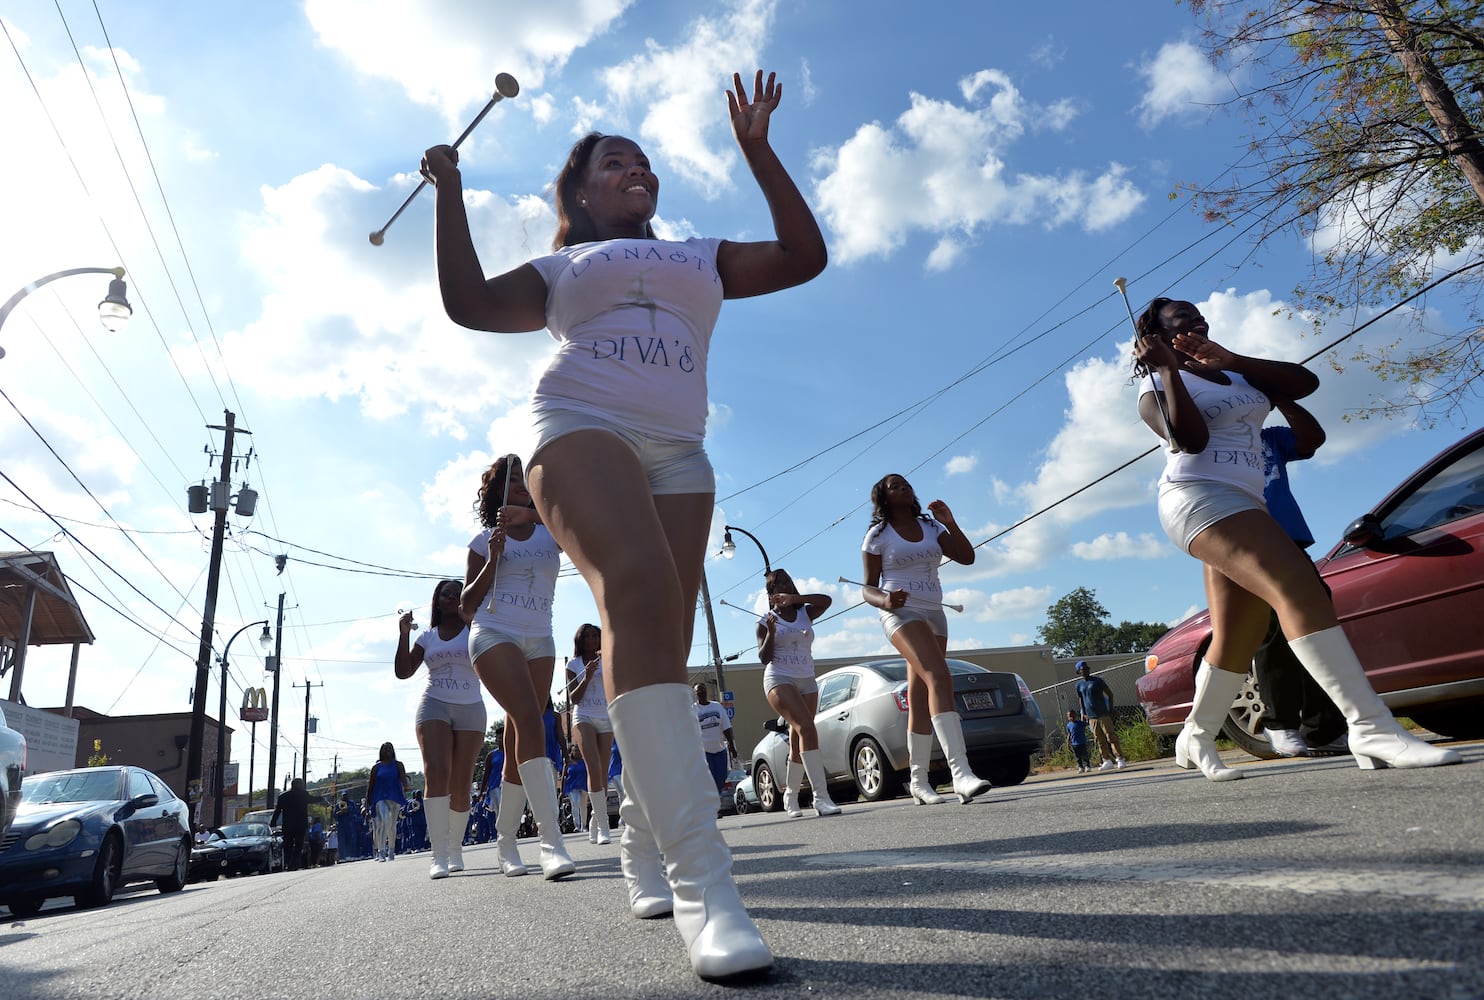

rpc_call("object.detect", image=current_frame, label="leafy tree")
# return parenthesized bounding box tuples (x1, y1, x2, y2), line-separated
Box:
(1038, 587, 1170, 656)
(1181, 0, 1484, 419)
(1107, 620, 1172, 654)
(86, 738, 111, 767)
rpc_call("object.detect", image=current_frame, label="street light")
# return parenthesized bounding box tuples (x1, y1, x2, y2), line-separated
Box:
(214, 620, 272, 827)
(0, 267, 132, 358)
(721, 525, 771, 574)
(705, 525, 772, 709)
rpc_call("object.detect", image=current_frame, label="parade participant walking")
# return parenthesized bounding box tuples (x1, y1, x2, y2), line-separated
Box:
(271, 777, 316, 871)
(562, 742, 589, 834)
(860, 475, 990, 805)
(424, 69, 825, 980)
(1074, 661, 1126, 770)
(395, 578, 486, 879)
(460, 456, 574, 881)
(476, 734, 504, 814)
(566, 624, 614, 846)
(754, 569, 837, 816)
(1132, 296, 1460, 777)
(366, 743, 410, 861)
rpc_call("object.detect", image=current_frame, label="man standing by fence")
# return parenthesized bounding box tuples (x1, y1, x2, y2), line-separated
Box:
(1075, 661, 1126, 771)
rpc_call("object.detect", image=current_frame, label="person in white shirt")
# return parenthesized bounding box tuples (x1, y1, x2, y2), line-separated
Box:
(860, 475, 990, 805)
(755, 569, 837, 817)
(423, 70, 825, 981)
(692, 683, 738, 798)
(566, 624, 613, 846)
(1134, 296, 1459, 777)
(394, 578, 483, 879)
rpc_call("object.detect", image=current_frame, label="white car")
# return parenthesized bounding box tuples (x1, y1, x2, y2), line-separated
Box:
(0, 704, 24, 839)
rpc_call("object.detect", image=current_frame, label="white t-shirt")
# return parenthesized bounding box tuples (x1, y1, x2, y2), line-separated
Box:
(765, 610, 816, 679)
(1140, 370, 1271, 501)
(469, 525, 560, 636)
(414, 625, 482, 705)
(861, 518, 948, 604)
(567, 656, 608, 719)
(526, 237, 726, 442)
(695, 701, 730, 754)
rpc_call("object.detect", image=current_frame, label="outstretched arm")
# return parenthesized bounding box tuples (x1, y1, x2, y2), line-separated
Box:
(714, 71, 827, 299)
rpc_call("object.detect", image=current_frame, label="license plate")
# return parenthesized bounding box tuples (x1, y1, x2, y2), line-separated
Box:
(961, 689, 998, 712)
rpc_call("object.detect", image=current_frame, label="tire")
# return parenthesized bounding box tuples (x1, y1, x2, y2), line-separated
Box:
(76, 834, 121, 909)
(1408, 704, 1484, 740)
(6, 897, 44, 917)
(753, 761, 781, 813)
(733, 786, 750, 815)
(1219, 668, 1282, 760)
(157, 839, 189, 893)
(851, 736, 901, 802)
(981, 754, 1032, 787)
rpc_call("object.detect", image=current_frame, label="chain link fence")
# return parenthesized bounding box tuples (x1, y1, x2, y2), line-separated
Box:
(1032, 655, 1150, 754)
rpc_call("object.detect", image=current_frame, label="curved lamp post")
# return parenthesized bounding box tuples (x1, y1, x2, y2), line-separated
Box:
(721, 525, 771, 574)
(214, 620, 273, 827)
(0, 267, 132, 358)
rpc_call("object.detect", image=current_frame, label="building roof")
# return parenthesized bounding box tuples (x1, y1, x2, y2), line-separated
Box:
(0, 551, 95, 646)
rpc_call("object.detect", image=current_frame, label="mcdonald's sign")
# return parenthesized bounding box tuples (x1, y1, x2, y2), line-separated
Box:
(241, 687, 269, 723)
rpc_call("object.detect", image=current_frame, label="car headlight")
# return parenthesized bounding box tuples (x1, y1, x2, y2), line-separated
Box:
(25, 819, 82, 850)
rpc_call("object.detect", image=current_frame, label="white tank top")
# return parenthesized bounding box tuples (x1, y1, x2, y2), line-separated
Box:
(767, 610, 816, 679)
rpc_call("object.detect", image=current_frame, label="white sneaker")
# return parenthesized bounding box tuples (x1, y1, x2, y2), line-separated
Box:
(1098, 760, 1115, 771)
(1266, 728, 1309, 757)
(1115, 757, 1127, 770)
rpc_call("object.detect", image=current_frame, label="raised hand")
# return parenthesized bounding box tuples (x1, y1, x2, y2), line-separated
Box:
(727, 70, 780, 145)
(420, 144, 459, 186)
(927, 499, 957, 525)
(1171, 332, 1235, 374)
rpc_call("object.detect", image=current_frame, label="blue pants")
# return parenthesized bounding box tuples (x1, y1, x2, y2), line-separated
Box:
(1072, 743, 1091, 769)
(705, 749, 729, 793)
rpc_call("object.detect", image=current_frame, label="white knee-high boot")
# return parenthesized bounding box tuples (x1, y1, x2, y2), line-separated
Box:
(447, 807, 467, 872)
(591, 785, 613, 845)
(517, 758, 576, 880)
(907, 731, 945, 805)
(1176, 661, 1245, 781)
(782, 759, 804, 817)
(423, 795, 450, 879)
(619, 788, 674, 919)
(609, 684, 772, 981)
(800, 749, 840, 816)
(494, 781, 529, 877)
(931, 712, 992, 802)
(1290, 626, 1462, 769)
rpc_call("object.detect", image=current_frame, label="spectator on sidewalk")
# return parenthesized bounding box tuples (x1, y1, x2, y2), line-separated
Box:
(1075, 661, 1126, 770)
(1066, 710, 1092, 774)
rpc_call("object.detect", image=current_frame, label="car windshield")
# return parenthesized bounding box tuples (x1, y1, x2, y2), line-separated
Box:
(21, 769, 123, 804)
(866, 660, 986, 683)
(1380, 440, 1484, 536)
(218, 823, 270, 839)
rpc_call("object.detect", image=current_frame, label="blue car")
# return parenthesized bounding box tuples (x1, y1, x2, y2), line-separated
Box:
(0, 765, 192, 916)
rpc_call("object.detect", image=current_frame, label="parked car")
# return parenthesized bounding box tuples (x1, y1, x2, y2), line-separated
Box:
(188, 821, 284, 882)
(0, 765, 191, 916)
(717, 767, 747, 816)
(0, 704, 24, 839)
(732, 775, 760, 814)
(745, 658, 1045, 809)
(1138, 427, 1484, 757)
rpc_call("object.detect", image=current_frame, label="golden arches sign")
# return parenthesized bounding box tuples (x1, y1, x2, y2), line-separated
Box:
(240, 687, 269, 723)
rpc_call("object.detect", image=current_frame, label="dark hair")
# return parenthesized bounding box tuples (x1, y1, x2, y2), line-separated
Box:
(764, 568, 797, 597)
(572, 623, 601, 661)
(378, 742, 396, 762)
(868, 474, 927, 537)
(1132, 297, 1175, 377)
(475, 455, 526, 529)
(552, 132, 657, 250)
(428, 578, 461, 629)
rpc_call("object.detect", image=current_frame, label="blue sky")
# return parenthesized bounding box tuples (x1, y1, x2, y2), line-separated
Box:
(2, 0, 1476, 780)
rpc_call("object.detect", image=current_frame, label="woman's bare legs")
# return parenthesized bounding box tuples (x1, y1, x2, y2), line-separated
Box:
(889, 623, 956, 736)
(416, 721, 454, 797)
(766, 684, 820, 753)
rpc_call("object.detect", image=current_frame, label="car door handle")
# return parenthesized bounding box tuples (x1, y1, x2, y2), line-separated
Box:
(836, 712, 848, 721)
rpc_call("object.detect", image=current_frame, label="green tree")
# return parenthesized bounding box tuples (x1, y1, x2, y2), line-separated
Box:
(1038, 588, 1169, 656)
(1182, 0, 1484, 419)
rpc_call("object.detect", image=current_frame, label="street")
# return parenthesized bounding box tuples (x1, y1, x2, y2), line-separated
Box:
(4, 743, 1482, 1000)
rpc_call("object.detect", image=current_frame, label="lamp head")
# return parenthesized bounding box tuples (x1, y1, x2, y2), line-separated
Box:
(721, 528, 736, 559)
(98, 273, 132, 333)
(258, 624, 273, 651)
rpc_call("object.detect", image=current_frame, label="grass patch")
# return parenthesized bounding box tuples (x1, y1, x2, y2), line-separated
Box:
(1034, 714, 1170, 774)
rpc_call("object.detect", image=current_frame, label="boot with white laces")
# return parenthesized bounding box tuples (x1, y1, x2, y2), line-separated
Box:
(609, 684, 772, 981)
(1175, 661, 1245, 781)
(800, 749, 840, 816)
(494, 782, 529, 877)
(907, 731, 945, 805)
(619, 791, 674, 919)
(1291, 626, 1462, 770)
(931, 712, 991, 803)
(782, 759, 804, 817)
(423, 795, 450, 879)
(516, 758, 576, 880)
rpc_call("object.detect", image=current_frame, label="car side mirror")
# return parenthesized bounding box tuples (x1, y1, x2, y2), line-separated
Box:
(763, 718, 785, 734)
(1343, 513, 1385, 547)
(124, 793, 159, 814)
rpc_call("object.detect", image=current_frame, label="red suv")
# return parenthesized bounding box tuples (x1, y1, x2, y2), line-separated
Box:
(1137, 428, 1484, 756)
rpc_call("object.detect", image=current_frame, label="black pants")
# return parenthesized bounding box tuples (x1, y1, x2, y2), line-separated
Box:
(1252, 555, 1347, 747)
(282, 828, 306, 871)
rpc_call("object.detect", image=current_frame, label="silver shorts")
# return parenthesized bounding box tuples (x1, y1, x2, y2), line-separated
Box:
(1158, 479, 1266, 554)
(531, 408, 715, 495)
(572, 714, 613, 734)
(880, 605, 948, 640)
(469, 625, 556, 662)
(414, 692, 488, 733)
(763, 669, 818, 696)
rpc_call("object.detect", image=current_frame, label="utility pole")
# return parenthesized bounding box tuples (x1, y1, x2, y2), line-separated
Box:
(294, 680, 322, 784)
(266, 591, 287, 809)
(699, 568, 726, 697)
(185, 410, 252, 823)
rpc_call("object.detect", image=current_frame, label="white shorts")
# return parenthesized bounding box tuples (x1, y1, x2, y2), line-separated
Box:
(414, 692, 488, 733)
(880, 605, 948, 640)
(1158, 479, 1266, 554)
(573, 713, 613, 734)
(763, 669, 818, 696)
(469, 625, 556, 662)
(531, 407, 715, 496)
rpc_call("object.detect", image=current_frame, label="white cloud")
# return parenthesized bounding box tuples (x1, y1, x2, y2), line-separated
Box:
(970, 585, 1053, 622)
(812, 70, 1143, 266)
(945, 454, 978, 476)
(1071, 531, 1172, 560)
(1135, 40, 1229, 127)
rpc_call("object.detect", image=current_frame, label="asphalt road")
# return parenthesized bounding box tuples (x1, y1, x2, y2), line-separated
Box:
(4, 743, 1482, 1000)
